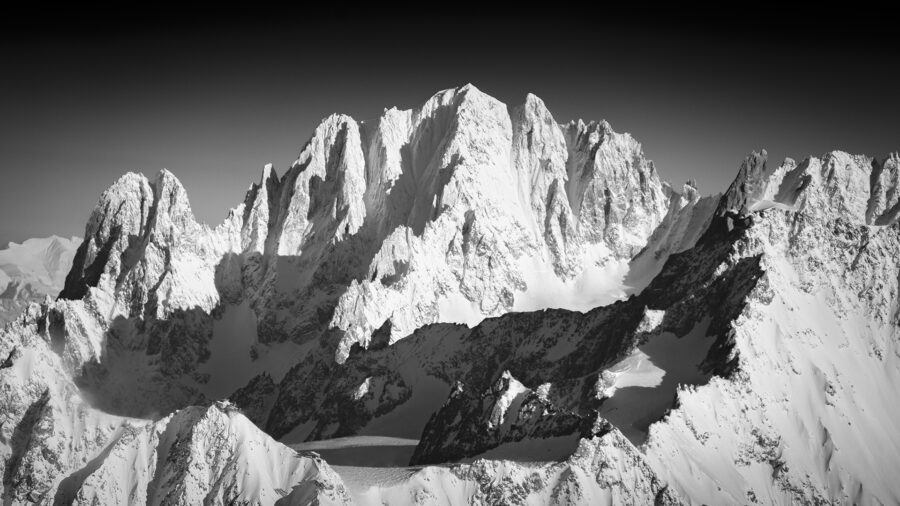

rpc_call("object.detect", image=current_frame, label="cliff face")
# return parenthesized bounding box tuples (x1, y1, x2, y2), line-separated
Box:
(2, 85, 898, 505)
(39, 85, 702, 425)
(60, 86, 690, 362)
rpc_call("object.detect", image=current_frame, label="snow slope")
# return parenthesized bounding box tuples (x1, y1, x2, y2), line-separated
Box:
(0, 235, 80, 324)
(1, 87, 898, 504)
(642, 151, 900, 504)
(72, 401, 352, 505)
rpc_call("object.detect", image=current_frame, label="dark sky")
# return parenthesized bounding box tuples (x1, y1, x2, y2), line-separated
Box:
(1, 7, 897, 245)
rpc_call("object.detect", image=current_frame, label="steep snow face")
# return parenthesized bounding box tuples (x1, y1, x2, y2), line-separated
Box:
(0, 235, 80, 324)
(0, 301, 133, 505)
(640, 151, 900, 505)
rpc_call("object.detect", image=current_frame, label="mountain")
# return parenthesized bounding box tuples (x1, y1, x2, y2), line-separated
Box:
(1, 85, 898, 505)
(0, 235, 81, 325)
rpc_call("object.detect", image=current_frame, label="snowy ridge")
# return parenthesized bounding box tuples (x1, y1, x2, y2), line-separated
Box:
(1, 86, 899, 504)
(642, 151, 900, 504)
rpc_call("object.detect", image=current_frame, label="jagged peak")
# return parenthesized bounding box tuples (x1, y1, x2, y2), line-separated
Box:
(716, 148, 900, 227)
(293, 113, 360, 170)
(523, 91, 542, 103)
(102, 171, 151, 195)
(435, 82, 485, 101)
(458, 82, 480, 93)
(562, 118, 644, 160)
(415, 83, 504, 122)
(260, 162, 278, 184)
(87, 172, 153, 229)
(884, 151, 900, 166)
(154, 167, 177, 183)
(564, 118, 614, 135)
(586, 118, 615, 134)
(240, 164, 280, 199)
(718, 150, 771, 217)
(152, 169, 191, 205)
(678, 180, 702, 201)
(513, 93, 559, 129)
(312, 112, 358, 142)
(173, 399, 243, 424)
(94, 168, 188, 208)
(521, 92, 549, 112)
(375, 87, 496, 130)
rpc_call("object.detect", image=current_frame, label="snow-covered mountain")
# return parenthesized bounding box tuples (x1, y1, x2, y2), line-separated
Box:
(0, 235, 80, 325)
(0, 85, 898, 505)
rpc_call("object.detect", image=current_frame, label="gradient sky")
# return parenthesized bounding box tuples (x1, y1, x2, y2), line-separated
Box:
(1, 8, 897, 245)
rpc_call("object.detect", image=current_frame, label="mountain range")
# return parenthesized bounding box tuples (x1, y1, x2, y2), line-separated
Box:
(1, 85, 898, 505)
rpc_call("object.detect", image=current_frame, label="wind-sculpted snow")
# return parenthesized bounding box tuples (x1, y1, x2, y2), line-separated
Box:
(2, 84, 900, 504)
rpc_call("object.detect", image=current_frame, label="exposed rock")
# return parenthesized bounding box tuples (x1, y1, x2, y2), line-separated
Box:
(410, 371, 596, 465)
(1, 86, 898, 504)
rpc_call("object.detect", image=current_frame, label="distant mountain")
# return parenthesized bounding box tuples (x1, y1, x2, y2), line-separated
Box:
(1, 85, 898, 505)
(0, 235, 80, 325)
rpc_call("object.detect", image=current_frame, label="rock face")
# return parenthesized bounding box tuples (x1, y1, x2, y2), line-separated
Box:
(42, 85, 705, 422)
(0, 236, 80, 325)
(59, 86, 688, 362)
(1, 85, 899, 505)
(410, 371, 597, 465)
